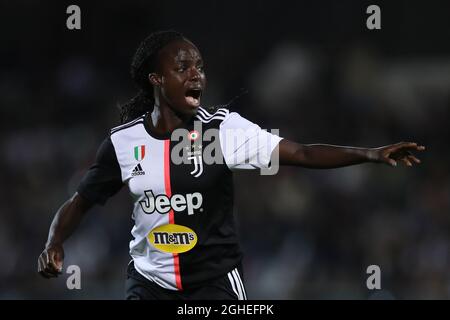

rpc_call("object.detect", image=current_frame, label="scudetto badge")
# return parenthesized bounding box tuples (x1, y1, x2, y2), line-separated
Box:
(148, 224, 198, 254)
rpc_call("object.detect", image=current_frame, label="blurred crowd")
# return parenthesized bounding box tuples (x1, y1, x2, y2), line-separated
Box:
(1, 1, 449, 299)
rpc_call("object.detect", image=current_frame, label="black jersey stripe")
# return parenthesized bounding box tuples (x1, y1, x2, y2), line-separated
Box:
(195, 115, 226, 123)
(231, 269, 244, 300)
(197, 107, 213, 117)
(110, 115, 146, 134)
(199, 106, 229, 116)
(195, 113, 226, 122)
(197, 109, 213, 119)
(197, 107, 228, 119)
(216, 108, 230, 115)
(197, 110, 228, 120)
(111, 115, 145, 132)
(110, 119, 144, 135)
(110, 120, 144, 135)
(197, 109, 228, 119)
(111, 115, 143, 131)
(227, 271, 241, 299)
(111, 118, 144, 134)
(196, 109, 228, 122)
(233, 268, 247, 300)
(195, 114, 227, 123)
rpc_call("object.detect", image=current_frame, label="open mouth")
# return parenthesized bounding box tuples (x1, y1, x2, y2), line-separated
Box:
(185, 89, 202, 106)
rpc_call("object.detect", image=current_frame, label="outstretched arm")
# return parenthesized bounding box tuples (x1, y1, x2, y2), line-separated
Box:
(37, 192, 93, 278)
(278, 140, 425, 168)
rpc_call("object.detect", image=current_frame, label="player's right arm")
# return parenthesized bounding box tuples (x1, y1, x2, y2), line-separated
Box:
(38, 192, 93, 278)
(37, 136, 124, 279)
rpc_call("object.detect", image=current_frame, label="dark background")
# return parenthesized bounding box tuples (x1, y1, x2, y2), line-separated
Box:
(1, 0, 449, 299)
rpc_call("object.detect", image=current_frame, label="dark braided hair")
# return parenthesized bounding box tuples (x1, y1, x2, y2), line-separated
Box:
(120, 30, 185, 123)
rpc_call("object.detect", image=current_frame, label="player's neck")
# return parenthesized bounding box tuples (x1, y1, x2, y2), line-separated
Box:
(150, 104, 190, 135)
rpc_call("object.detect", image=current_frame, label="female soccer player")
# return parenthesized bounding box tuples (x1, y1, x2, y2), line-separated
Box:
(37, 30, 425, 300)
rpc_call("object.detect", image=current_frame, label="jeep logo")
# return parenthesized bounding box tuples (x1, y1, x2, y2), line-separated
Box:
(139, 190, 203, 215)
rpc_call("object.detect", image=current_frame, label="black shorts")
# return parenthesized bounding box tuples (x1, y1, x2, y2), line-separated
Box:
(125, 261, 247, 300)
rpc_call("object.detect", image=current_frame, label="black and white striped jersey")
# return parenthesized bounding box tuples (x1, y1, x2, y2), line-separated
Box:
(77, 107, 283, 290)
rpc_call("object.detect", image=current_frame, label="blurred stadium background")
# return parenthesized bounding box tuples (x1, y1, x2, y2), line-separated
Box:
(1, 0, 449, 299)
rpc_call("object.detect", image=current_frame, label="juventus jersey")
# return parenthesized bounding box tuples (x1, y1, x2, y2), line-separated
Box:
(77, 107, 283, 290)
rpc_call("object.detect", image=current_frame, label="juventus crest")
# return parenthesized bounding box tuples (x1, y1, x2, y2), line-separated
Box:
(188, 153, 203, 178)
(187, 130, 203, 178)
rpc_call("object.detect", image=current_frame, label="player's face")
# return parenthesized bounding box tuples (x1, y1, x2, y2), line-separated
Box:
(154, 39, 206, 116)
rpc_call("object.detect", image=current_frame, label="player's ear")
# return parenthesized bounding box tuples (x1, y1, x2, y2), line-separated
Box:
(149, 73, 162, 86)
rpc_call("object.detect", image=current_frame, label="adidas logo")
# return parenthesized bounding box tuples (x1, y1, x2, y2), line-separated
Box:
(132, 163, 145, 176)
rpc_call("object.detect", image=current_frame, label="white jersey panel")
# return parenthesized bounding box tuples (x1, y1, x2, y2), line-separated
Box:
(110, 123, 177, 290)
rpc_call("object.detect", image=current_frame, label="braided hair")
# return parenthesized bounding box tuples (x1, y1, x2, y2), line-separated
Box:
(119, 30, 184, 123)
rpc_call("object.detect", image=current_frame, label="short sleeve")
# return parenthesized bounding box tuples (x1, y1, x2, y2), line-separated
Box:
(77, 136, 124, 205)
(219, 112, 283, 170)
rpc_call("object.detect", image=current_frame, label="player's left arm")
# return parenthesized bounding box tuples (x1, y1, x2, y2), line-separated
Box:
(277, 139, 425, 168)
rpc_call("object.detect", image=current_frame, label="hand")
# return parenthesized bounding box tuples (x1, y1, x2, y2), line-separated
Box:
(38, 244, 64, 278)
(370, 142, 425, 167)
